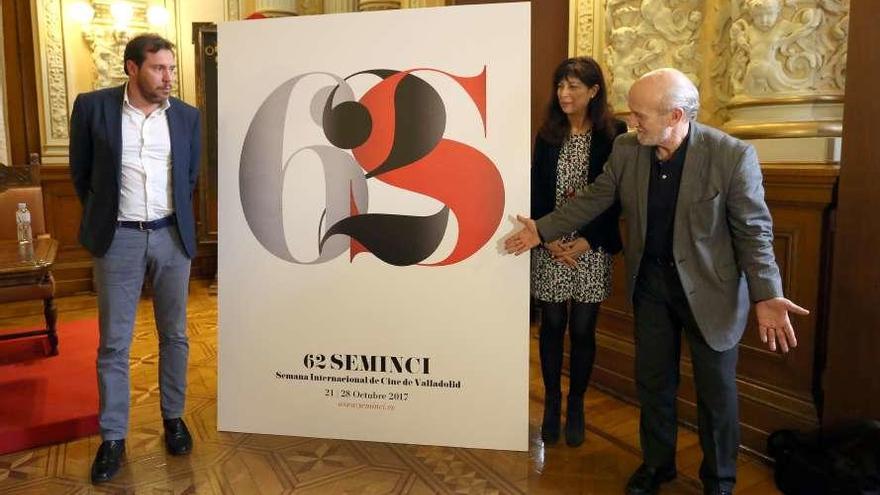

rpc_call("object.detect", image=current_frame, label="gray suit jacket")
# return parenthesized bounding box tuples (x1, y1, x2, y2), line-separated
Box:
(536, 121, 783, 351)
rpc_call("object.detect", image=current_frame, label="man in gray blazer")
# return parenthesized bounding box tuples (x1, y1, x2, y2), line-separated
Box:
(507, 68, 807, 495)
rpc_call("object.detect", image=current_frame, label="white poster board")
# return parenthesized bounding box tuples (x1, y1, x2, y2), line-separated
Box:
(217, 3, 530, 450)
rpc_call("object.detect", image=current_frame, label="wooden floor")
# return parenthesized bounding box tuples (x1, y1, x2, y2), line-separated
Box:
(0, 281, 781, 494)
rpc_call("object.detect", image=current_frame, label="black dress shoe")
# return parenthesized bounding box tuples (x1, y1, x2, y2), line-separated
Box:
(565, 396, 585, 447)
(90, 439, 125, 484)
(163, 418, 193, 455)
(625, 463, 677, 495)
(541, 394, 561, 445)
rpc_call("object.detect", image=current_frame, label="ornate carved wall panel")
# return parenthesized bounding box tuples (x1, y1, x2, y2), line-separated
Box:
(570, 0, 849, 147)
(34, 0, 69, 164)
(605, 0, 704, 111)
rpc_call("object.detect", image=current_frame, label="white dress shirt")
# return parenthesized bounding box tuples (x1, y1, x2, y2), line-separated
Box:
(118, 84, 173, 222)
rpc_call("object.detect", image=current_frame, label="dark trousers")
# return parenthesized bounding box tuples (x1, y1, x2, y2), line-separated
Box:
(633, 259, 739, 492)
(538, 301, 600, 400)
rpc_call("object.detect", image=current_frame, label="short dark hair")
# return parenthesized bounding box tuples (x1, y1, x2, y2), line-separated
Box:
(123, 34, 175, 75)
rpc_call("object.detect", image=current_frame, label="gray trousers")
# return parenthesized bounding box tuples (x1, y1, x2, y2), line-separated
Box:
(632, 259, 739, 492)
(93, 226, 191, 441)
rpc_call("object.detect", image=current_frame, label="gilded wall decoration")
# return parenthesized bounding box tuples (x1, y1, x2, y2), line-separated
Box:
(570, 0, 596, 57)
(730, 0, 848, 99)
(76, 2, 180, 94)
(42, 0, 69, 141)
(604, 0, 704, 110)
(731, 0, 821, 96)
(83, 30, 131, 90)
(570, 0, 848, 145)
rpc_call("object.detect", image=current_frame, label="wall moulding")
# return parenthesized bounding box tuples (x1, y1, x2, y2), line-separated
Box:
(725, 121, 843, 140)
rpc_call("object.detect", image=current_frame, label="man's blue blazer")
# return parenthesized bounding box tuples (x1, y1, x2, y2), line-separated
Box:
(69, 84, 201, 258)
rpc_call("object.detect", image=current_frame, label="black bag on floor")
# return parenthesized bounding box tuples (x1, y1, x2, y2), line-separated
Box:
(768, 420, 880, 495)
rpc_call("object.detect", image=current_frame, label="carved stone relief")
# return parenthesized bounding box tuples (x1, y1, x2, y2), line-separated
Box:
(42, 0, 69, 141)
(77, 1, 180, 95)
(731, 0, 824, 97)
(83, 29, 131, 90)
(604, 0, 704, 110)
(721, 0, 848, 147)
(571, 0, 597, 57)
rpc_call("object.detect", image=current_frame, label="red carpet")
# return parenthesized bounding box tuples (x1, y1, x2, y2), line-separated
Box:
(0, 319, 99, 454)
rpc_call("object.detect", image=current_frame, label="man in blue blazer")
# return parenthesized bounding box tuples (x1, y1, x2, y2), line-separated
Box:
(507, 69, 808, 495)
(69, 34, 201, 484)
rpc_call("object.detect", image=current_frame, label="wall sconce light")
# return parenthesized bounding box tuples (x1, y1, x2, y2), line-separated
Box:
(147, 5, 171, 27)
(109, 2, 134, 30)
(68, 2, 96, 25)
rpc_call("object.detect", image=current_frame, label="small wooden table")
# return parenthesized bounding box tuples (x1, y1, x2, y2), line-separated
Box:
(0, 237, 59, 355)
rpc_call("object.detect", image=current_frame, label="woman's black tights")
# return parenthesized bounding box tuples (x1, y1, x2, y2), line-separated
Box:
(538, 300, 600, 401)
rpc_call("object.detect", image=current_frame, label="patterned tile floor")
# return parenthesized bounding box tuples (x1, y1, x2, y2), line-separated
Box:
(0, 282, 778, 494)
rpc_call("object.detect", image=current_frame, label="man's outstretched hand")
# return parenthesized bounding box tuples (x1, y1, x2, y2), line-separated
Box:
(504, 215, 541, 255)
(755, 297, 810, 353)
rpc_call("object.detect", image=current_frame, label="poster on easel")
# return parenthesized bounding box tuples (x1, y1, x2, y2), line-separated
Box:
(217, 3, 530, 450)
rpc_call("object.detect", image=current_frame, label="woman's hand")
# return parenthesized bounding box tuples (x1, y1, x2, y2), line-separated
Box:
(552, 237, 591, 267)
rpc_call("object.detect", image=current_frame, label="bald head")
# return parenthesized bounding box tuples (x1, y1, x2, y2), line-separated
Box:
(626, 68, 698, 151)
(630, 68, 700, 121)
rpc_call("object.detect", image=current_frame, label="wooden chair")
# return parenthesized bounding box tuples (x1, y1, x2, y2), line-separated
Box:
(0, 159, 59, 355)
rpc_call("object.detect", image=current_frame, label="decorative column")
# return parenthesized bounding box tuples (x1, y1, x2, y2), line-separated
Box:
(324, 0, 358, 13)
(721, 0, 848, 162)
(358, 0, 401, 11)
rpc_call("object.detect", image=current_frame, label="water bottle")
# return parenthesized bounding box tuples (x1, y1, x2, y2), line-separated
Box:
(16, 203, 32, 244)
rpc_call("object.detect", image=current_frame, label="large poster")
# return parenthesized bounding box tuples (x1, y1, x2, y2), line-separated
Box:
(217, 3, 530, 450)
